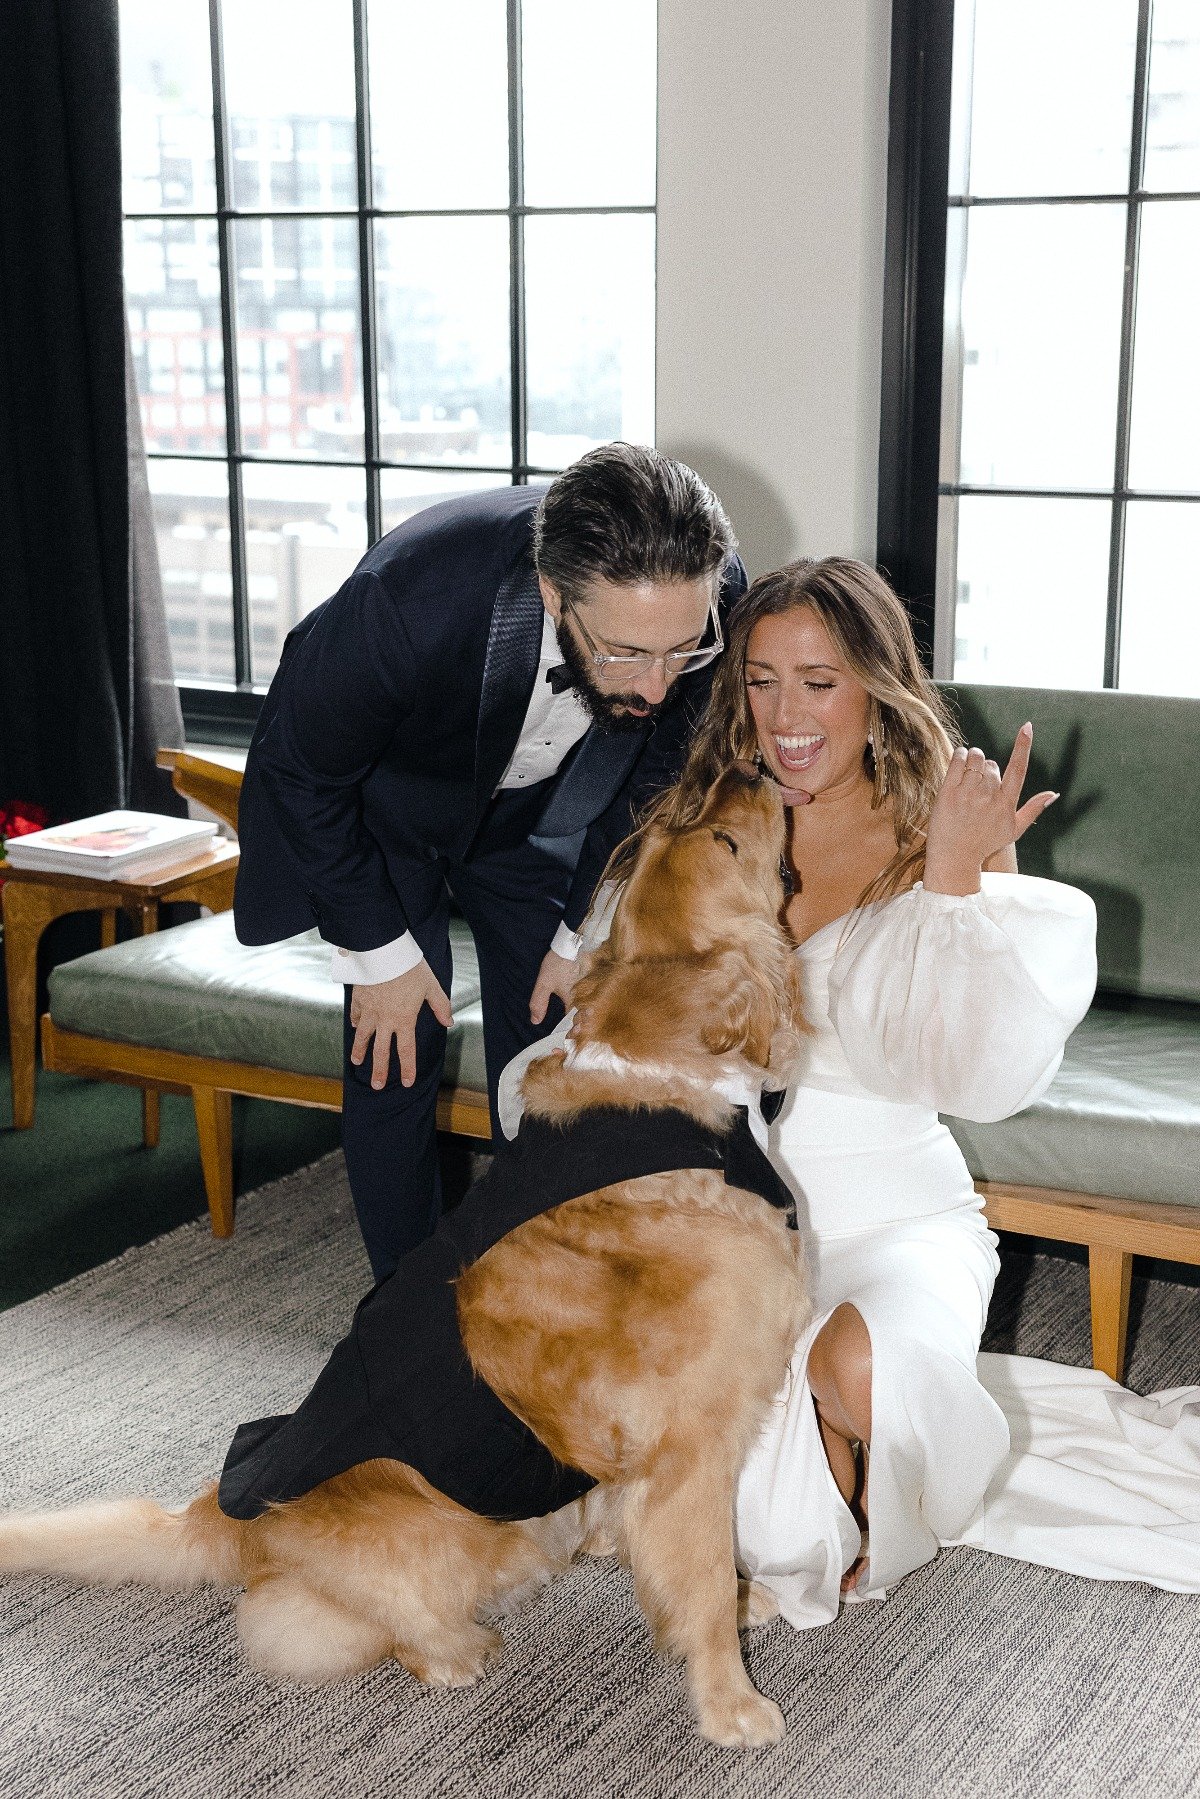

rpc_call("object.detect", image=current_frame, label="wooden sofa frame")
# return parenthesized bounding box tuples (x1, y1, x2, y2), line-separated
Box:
(40, 1014, 491, 1238)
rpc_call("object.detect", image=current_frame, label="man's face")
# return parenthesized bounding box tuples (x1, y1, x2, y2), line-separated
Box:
(539, 573, 716, 732)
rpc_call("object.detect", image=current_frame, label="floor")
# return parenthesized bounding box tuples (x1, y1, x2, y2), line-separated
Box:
(0, 1048, 344, 1310)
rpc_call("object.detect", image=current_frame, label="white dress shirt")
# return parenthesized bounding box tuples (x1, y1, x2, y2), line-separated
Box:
(332, 608, 592, 984)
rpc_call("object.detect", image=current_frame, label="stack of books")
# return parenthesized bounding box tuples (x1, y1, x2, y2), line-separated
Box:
(2, 810, 219, 882)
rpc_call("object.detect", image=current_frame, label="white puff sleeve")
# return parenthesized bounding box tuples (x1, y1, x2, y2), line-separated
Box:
(825, 873, 1097, 1123)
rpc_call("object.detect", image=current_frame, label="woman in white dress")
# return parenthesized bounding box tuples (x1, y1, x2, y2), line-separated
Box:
(504, 555, 1200, 1625)
(721, 556, 1090, 1623)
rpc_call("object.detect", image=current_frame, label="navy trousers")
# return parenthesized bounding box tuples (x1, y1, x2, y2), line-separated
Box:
(341, 781, 578, 1280)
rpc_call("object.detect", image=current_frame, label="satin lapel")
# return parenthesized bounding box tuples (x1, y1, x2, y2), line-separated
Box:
(472, 556, 545, 828)
(532, 718, 650, 839)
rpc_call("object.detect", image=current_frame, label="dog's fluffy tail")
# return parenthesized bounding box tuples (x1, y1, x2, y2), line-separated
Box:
(0, 1484, 244, 1592)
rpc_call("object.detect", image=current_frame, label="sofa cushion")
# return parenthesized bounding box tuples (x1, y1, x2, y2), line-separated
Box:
(942, 684, 1200, 1005)
(48, 912, 488, 1092)
(946, 999, 1200, 1211)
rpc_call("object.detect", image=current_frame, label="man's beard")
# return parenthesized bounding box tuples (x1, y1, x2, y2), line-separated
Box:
(553, 620, 678, 732)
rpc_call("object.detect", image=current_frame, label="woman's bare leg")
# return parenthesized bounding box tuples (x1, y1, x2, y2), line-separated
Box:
(807, 1303, 872, 1591)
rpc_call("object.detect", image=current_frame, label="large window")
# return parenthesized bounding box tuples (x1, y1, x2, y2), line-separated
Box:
(120, 0, 656, 719)
(879, 0, 1199, 697)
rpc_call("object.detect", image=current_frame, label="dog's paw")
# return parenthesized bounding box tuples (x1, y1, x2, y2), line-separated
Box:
(736, 1578, 780, 1631)
(402, 1623, 502, 1688)
(697, 1685, 785, 1749)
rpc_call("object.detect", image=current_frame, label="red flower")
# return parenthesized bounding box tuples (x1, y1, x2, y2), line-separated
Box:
(0, 800, 51, 869)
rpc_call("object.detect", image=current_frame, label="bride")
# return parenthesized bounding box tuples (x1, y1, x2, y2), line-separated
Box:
(503, 555, 1200, 1625)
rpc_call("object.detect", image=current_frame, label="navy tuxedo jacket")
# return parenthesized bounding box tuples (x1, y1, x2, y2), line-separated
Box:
(234, 484, 747, 953)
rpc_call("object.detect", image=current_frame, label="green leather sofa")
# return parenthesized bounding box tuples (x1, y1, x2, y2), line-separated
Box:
(43, 915, 491, 1238)
(49, 913, 488, 1093)
(41, 685, 1200, 1380)
(938, 683, 1200, 1377)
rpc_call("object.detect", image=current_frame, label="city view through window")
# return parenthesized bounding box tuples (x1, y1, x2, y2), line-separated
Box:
(120, 0, 656, 691)
(939, 0, 1200, 696)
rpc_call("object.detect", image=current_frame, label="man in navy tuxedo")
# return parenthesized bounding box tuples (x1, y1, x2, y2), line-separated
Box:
(234, 442, 744, 1278)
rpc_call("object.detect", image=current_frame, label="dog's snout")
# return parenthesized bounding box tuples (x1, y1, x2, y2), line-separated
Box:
(729, 759, 761, 785)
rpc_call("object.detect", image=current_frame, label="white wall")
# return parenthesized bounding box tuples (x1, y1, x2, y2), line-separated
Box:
(655, 0, 893, 578)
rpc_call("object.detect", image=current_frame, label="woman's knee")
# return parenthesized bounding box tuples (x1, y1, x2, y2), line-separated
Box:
(808, 1304, 873, 1442)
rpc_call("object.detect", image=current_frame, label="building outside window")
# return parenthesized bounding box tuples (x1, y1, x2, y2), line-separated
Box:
(119, 0, 657, 714)
(882, 0, 1199, 698)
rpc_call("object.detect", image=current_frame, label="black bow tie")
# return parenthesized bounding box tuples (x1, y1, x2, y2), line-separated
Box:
(546, 662, 574, 695)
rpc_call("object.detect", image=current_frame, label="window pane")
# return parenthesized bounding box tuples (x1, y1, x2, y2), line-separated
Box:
(126, 219, 226, 455)
(957, 205, 1125, 490)
(223, 0, 356, 210)
(379, 469, 512, 539)
(522, 0, 656, 207)
(525, 214, 654, 471)
(120, 0, 216, 212)
(148, 460, 234, 683)
(959, 0, 1137, 197)
(1119, 502, 1200, 697)
(1128, 201, 1200, 494)
(951, 494, 1110, 688)
(369, 1, 508, 209)
(244, 464, 367, 684)
(374, 218, 511, 467)
(233, 217, 363, 460)
(1144, 0, 1200, 193)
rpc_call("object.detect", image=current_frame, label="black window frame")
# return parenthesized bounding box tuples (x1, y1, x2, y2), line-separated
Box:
(123, 0, 654, 744)
(877, 0, 1198, 685)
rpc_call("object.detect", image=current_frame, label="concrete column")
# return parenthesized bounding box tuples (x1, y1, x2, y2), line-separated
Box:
(655, 0, 893, 576)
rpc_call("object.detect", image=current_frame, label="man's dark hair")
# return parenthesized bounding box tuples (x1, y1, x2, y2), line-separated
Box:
(532, 442, 736, 603)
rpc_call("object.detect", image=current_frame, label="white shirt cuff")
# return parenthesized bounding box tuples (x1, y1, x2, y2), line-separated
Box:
(550, 920, 584, 962)
(330, 930, 425, 984)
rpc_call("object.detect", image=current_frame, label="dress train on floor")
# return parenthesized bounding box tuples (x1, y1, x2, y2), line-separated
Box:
(950, 1353, 1200, 1593)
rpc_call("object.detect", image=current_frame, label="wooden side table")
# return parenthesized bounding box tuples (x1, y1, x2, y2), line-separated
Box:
(2, 838, 240, 1132)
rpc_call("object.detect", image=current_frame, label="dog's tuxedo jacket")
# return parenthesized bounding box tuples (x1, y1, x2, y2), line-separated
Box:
(218, 1107, 797, 1524)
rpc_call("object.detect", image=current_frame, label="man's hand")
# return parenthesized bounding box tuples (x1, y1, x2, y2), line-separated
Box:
(350, 962, 453, 1091)
(529, 947, 579, 1026)
(923, 723, 1058, 896)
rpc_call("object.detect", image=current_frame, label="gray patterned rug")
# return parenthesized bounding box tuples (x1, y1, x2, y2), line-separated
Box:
(1, 1151, 1197, 1799)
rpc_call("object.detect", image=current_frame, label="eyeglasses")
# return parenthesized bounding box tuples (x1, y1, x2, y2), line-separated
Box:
(564, 597, 724, 687)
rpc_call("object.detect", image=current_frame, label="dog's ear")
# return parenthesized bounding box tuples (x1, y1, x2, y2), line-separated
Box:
(572, 955, 693, 1063)
(690, 947, 780, 1066)
(577, 934, 793, 1069)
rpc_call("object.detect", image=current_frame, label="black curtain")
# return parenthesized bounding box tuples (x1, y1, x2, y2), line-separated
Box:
(0, 0, 183, 824)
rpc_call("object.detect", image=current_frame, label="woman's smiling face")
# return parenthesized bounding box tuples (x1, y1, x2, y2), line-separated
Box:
(744, 606, 873, 803)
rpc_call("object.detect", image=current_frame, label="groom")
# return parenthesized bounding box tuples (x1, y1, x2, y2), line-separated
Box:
(234, 443, 745, 1278)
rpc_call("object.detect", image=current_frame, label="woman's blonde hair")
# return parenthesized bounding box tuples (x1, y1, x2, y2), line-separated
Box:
(607, 557, 962, 908)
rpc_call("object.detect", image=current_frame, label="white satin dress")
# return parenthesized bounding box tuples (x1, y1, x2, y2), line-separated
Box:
(734, 872, 1200, 1625)
(499, 873, 1200, 1626)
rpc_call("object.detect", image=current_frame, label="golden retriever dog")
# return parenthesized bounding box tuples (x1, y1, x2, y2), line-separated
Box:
(0, 764, 809, 1748)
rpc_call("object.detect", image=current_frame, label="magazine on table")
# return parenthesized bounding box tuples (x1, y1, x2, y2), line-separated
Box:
(2, 810, 218, 881)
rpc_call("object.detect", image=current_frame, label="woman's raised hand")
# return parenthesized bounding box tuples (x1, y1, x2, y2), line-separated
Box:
(922, 723, 1058, 897)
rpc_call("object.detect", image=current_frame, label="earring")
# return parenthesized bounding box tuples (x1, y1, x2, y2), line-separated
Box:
(753, 748, 765, 770)
(868, 721, 888, 796)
